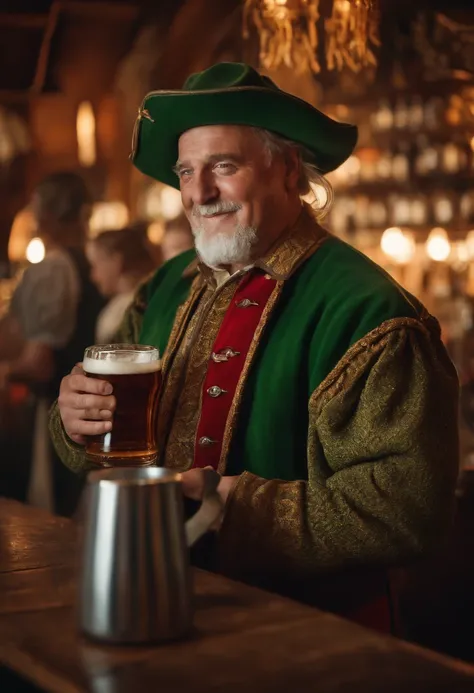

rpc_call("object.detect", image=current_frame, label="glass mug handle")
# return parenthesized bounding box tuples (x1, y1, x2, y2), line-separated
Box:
(185, 469, 223, 546)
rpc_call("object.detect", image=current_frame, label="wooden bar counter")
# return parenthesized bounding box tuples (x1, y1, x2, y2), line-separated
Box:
(0, 498, 473, 692)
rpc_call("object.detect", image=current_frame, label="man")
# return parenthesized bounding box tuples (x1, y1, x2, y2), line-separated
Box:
(50, 63, 459, 632)
(1, 172, 104, 515)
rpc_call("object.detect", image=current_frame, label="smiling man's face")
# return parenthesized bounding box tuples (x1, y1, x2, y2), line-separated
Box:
(175, 125, 290, 268)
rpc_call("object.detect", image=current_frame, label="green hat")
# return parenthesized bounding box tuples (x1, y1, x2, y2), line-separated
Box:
(130, 62, 358, 189)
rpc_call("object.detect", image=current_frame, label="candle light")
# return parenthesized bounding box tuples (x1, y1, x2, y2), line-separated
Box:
(426, 227, 451, 262)
(381, 227, 415, 264)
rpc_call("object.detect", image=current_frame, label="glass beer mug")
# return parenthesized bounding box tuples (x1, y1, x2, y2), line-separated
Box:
(83, 344, 161, 467)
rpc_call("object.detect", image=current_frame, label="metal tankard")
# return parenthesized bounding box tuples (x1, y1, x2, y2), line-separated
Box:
(78, 466, 222, 644)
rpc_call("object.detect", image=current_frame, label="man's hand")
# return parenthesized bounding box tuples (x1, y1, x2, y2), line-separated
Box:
(180, 467, 240, 506)
(58, 364, 116, 445)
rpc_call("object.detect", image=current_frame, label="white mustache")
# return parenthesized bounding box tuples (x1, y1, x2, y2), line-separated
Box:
(192, 201, 242, 218)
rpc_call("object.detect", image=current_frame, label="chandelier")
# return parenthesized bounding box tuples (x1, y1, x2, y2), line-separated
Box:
(243, 0, 380, 76)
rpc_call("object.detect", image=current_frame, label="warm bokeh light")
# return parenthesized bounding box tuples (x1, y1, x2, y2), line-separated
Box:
(143, 184, 183, 221)
(465, 230, 474, 259)
(454, 241, 470, 265)
(380, 227, 415, 264)
(147, 220, 165, 245)
(160, 186, 183, 220)
(89, 202, 129, 237)
(0, 106, 30, 165)
(343, 155, 361, 177)
(26, 237, 45, 264)
(426, 227, 451, 262)
(8, 208, 37, 263)
(77, 101, 96, 167)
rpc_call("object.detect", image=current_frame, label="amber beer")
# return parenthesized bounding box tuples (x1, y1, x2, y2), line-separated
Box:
(83, 344, 161, 467)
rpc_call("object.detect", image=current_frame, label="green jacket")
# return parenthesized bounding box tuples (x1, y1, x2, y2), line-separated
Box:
(50, 208, 459, 607)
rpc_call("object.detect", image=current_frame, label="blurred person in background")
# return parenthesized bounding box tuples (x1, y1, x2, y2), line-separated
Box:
(0, 171, 104, 516)
(86, 227, 157, 344)
(161, 215, 194, 262)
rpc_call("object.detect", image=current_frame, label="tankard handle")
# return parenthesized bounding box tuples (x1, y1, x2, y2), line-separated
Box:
(185, 468, 223, 547)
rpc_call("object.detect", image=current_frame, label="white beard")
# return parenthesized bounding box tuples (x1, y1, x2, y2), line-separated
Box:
(192, 224, 258, 268)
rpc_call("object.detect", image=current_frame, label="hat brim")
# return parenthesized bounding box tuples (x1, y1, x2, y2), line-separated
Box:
(131, 87, 358, 189)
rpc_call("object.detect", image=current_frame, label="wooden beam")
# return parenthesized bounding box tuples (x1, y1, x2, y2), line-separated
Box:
(33, 3, 60, 94)
(32, 0, 139, 95)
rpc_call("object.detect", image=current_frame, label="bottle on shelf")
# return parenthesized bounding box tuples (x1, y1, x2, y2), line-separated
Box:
(408, 96, 424, 131)
(392, 143, 410, 182)
(394, 97, 409, 130)
(373, 99, 394, 131)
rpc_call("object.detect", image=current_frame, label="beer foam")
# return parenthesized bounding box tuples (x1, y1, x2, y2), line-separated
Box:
(83, 356, 161, 376)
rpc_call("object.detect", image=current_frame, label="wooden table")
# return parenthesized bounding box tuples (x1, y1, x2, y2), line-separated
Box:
(1, 499, 474, 693)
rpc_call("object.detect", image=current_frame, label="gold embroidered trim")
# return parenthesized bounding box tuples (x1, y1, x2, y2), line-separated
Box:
(156, 277, 207, 460)
(256, 205, 329, 280)
(309, 316, 433, 418)
(182, 257, 199, 279)
(160, 281, 240, 470)
(161, 274, 205, 376)
(218, 280, 285, 474)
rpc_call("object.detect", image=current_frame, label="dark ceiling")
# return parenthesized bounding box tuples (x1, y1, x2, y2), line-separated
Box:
(0, 0, 473, 104)
(0, 0, 179, 102)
